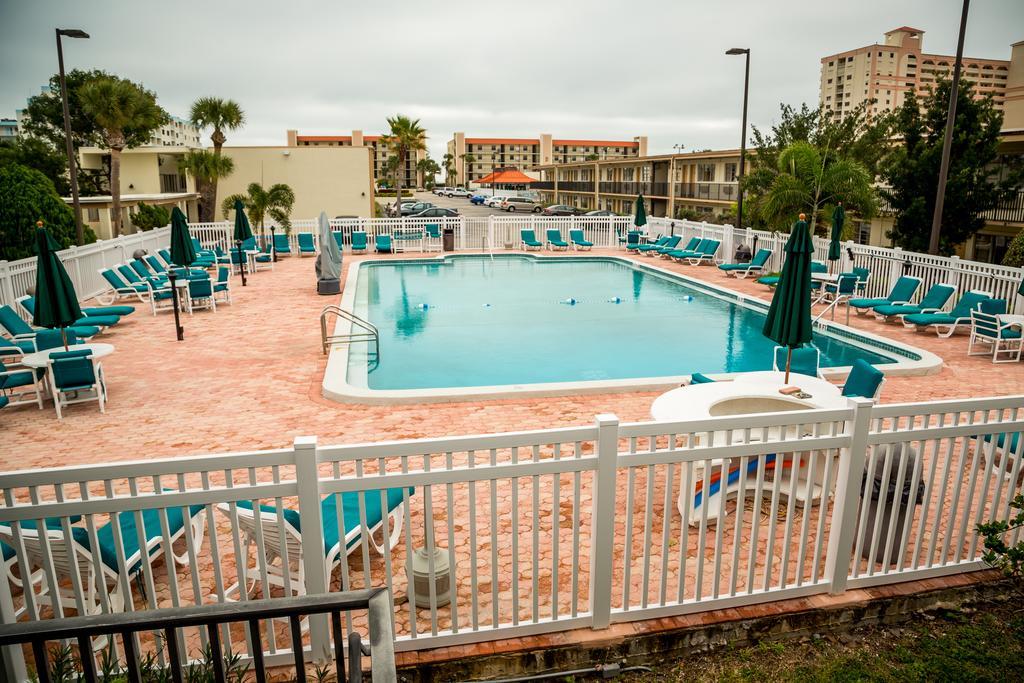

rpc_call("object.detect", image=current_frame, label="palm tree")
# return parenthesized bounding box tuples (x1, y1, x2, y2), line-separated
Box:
(756, 141, 877, 233)
(459, 153, 476, 187)
(380, 115, 427, 214)
(190, 97, 245, 221)
(442, 153, 455, 186)
(221, 182, 295, 237)
(178, 150, 235, 223)
(417, 157, 440, 189)
(79, 77, 168, 237)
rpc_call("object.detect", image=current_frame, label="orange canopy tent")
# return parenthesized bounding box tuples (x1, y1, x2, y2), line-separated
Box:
(475, 169, 536, 186)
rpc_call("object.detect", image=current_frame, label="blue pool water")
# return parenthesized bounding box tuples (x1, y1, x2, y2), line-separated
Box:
(346, 256, 901, 390)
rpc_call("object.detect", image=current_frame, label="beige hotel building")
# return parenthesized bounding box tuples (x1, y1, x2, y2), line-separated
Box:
(286, 129, 425, 189)
(819, 27, 1011, 117)
(447, 133, 647, 185)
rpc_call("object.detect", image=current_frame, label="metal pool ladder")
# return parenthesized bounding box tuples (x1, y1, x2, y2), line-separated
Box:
(320, 305, 380, 365)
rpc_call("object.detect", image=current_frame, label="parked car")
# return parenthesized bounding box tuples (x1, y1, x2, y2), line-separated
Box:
(543, 204, 582, 216)
(446, 188, 472, 198)
(585, 210, 617, 217)
(400, 201, 435, 216)
(485, 195, 511, 207)
(386, 200, 416, 217)
(432, 186, 448, 195)
(501, 197, 543, 213)
(470, 194, 489, 205)
(411, 207, 459, 218)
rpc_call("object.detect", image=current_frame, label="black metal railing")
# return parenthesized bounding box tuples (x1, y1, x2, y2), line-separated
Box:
(554, 181, 596, 192)
(596, 182, 669, 197)
(0, 589, 396, 683)
(675, 182, 738, 201)
(531, 180, 554, 190)
(875, 188, 1024, 224)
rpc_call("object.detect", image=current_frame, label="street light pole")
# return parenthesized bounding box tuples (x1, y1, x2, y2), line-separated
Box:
(726, 48, 751, 230)
(55, 28, 89, 245)
(928, 0, 971, 255)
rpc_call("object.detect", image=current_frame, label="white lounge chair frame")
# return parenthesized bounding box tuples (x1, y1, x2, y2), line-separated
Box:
(968, 309, 1023, 363)
(47, 354, 108, 420)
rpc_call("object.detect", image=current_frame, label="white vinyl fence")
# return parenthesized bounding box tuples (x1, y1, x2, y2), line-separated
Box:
(2, 395, 1022, 679)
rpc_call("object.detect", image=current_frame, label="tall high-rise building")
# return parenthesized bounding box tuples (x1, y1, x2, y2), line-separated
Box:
(819, 27, 1011, 117)
(286, 129, 425, 188)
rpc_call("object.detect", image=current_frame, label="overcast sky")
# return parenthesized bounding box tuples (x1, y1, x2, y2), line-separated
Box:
(2, 0, 1021, 163)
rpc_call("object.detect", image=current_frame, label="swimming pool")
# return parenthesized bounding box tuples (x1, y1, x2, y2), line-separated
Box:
(326, 255, 939, 402)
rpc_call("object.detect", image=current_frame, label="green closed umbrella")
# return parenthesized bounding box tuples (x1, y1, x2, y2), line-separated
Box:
(32, 223, 83, 350)
(633, 194, 647, 231)
(763, 215, 814, 383)
(167, 207, 195, 341)
(233, 199, 253, 286)
(827, 202, 845, 270)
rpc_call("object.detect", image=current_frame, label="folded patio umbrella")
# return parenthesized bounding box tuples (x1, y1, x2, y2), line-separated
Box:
(32, 223, 83, 350)
(762, 215, 814, 384)
(316, 211, 342, 294)
(169, 207, 197, 268)
(828, 202, 845, 273)
(633, 194, 647, 231)
(233, 199, 254, 285)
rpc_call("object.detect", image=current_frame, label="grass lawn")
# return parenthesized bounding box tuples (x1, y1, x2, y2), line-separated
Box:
(624, 600, 1024, 682)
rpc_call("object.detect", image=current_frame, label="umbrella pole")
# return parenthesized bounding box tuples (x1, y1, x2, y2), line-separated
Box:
(785, 346, 793, 385)
(236, 240, 247, 287)
(168, 270, 184, 341)
(60, 327, 69, 352)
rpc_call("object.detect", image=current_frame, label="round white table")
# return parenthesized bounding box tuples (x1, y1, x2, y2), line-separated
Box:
(20, 343, 115, 369)
(734, 370, 842, 396)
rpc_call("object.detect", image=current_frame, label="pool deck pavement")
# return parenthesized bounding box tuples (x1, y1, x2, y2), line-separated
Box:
(5, 247, 1023, 468)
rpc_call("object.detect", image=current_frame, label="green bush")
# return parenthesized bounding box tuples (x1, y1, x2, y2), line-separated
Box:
(130, 202, 170, 231)
(1002, 229, 1024, 268)
(0, 162, 78, 261)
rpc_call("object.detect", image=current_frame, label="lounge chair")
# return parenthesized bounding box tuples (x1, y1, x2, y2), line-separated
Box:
(0, 356, 44, 409)
(634, 235, 669, 253)
(772, 345, 822, 379)
(298, 233, 316, 256)
(212, 266, 232, 305)
(968, 298, 1022, 363)
(681, 239, 720, 265)
(332, 231, 346, 251)
(48, 349, 108, 419)
(848, 276, 921, 315)
(851, 266, 871, 293)
(638, 235, 679, 255)
(718, 248, 772, 278)
(546, 229, 569, 251)
(0, 305, 98, 351)
(187, 276, 217, 314)
(351, 231, 368, 254)
(375, 234, 393, 253)
(424, 224, 442, 252)
(666, 238, 708, 260)
(975, 430, 1023, 482)
(872, 282, 956, 322)
(190, 238, 216, 261)
(520, 229, 543, 250)
(671, 237, 702, 257)
(687, 373, 716, 385)
(0, 502, 206, 618)
(273, 233, 293, 256)
(220, 487, 413, 599)
(569, 229, 593, 251)
(840, 359, 885, 401)
(17, 296, 121, 331)
(902, 289, 992, 337)
(623, 232, 642, 250)
(144, 254, 169, 276)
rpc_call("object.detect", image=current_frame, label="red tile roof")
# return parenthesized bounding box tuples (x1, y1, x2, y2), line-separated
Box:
(553, 140, 639, 147)
(475, 169, 536, 185)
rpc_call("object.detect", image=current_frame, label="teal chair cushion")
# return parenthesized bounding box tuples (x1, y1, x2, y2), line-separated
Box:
(689, 373, 715, 384)
(842, 359, 884, 398)
(84, 504, 204, 573)
(83, 306, 135, 317)
(0, 361, 42, 389)
(1, 516, 84, 561)
(51, 349, 96, 391)
(774, 346, 819, 378)
(982, 431, 1021, 453)
(235, 500, 302, 530)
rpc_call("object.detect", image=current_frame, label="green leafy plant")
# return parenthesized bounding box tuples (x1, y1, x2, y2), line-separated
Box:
(178, 149, 235, 223)
(0, 163, 96, 261)
(381, 115, 427, 215)
(189, 97, 245, 222)
(978, 493, 1024, 584)
(221, 181, 295, 236)
(32, 642, 250, 683)
(1002, 229, 1024, 268)
(130, 202, 171, 231)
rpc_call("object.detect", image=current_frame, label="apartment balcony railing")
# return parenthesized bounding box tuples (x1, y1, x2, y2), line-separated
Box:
(876, 188, 1024, 225)
(554, 181, 596, 192)
(532, 180, 555, 190)
(596, 182, 669, 197)
(675, 182, 739, 202)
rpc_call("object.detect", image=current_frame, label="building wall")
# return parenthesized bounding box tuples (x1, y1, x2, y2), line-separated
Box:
(0, 118, 18, 140)
(216, 146, 374, 221)
(1004, 41, 1024, 130)
(819, 27, 1011, 118)
(287, 129, 423, 188)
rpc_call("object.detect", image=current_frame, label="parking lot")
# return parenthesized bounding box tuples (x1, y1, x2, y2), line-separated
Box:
(408, 190, 511, 217)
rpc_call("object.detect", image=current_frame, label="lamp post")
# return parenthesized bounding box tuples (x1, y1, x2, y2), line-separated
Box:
(55, 28, 89, 246)
(928, 0, 970, 255)
(726, 47, 750, 230)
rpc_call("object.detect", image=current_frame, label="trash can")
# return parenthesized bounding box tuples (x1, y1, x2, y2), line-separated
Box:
(859, 443, 925, 565)
(442, 227, 455, 252)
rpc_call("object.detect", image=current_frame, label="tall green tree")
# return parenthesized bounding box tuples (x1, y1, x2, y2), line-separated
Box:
(381, 116, 427, 213)
(882, 77, 1023, 255)
(459, 152, 475, 187)
(756, 141, 877, 234)
(442, 152, 455, 186)
(417, 156, 440, 189)
(221, 182, 295, 236)
(0, 138, 68, 195)
(189, 97, 245, 220)
(0, 163, 90, 261)
(78, 76, 168, 236)
(178, 149, 235, 222)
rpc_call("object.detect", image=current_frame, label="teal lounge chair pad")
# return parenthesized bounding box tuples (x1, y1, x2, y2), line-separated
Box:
(873, 304, 922, 317)
(71, 505, 203, 573)
(849, 298, 890, 309)
(842, 359, 884, 398)
(83, 306, 135, 317)
(903, 313, 957, 326)
(1, 516, 84, 561)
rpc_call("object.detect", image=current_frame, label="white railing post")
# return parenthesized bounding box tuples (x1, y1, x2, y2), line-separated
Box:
(607, 216, 615, 247)
(949, 255, 962, 291)
(589, 413, 619, 629)
(824, 397, 874, 595)
(700, 221, 708, 239)
(888, 246, 904, 292)
(0, 576, 26, 682)
(458, 217, 466, 250)
(294, 435, 331, 660)
(487, 214, 494, 251)
(0, 260, 15, 308)
(722, 224, 734, 263)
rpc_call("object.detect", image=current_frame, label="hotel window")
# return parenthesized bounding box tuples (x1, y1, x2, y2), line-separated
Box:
(725, 163, 738, 182)
(697, 164, 715, 182)
(87, 207, 99, 221)
(855, 221, 871, 245)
